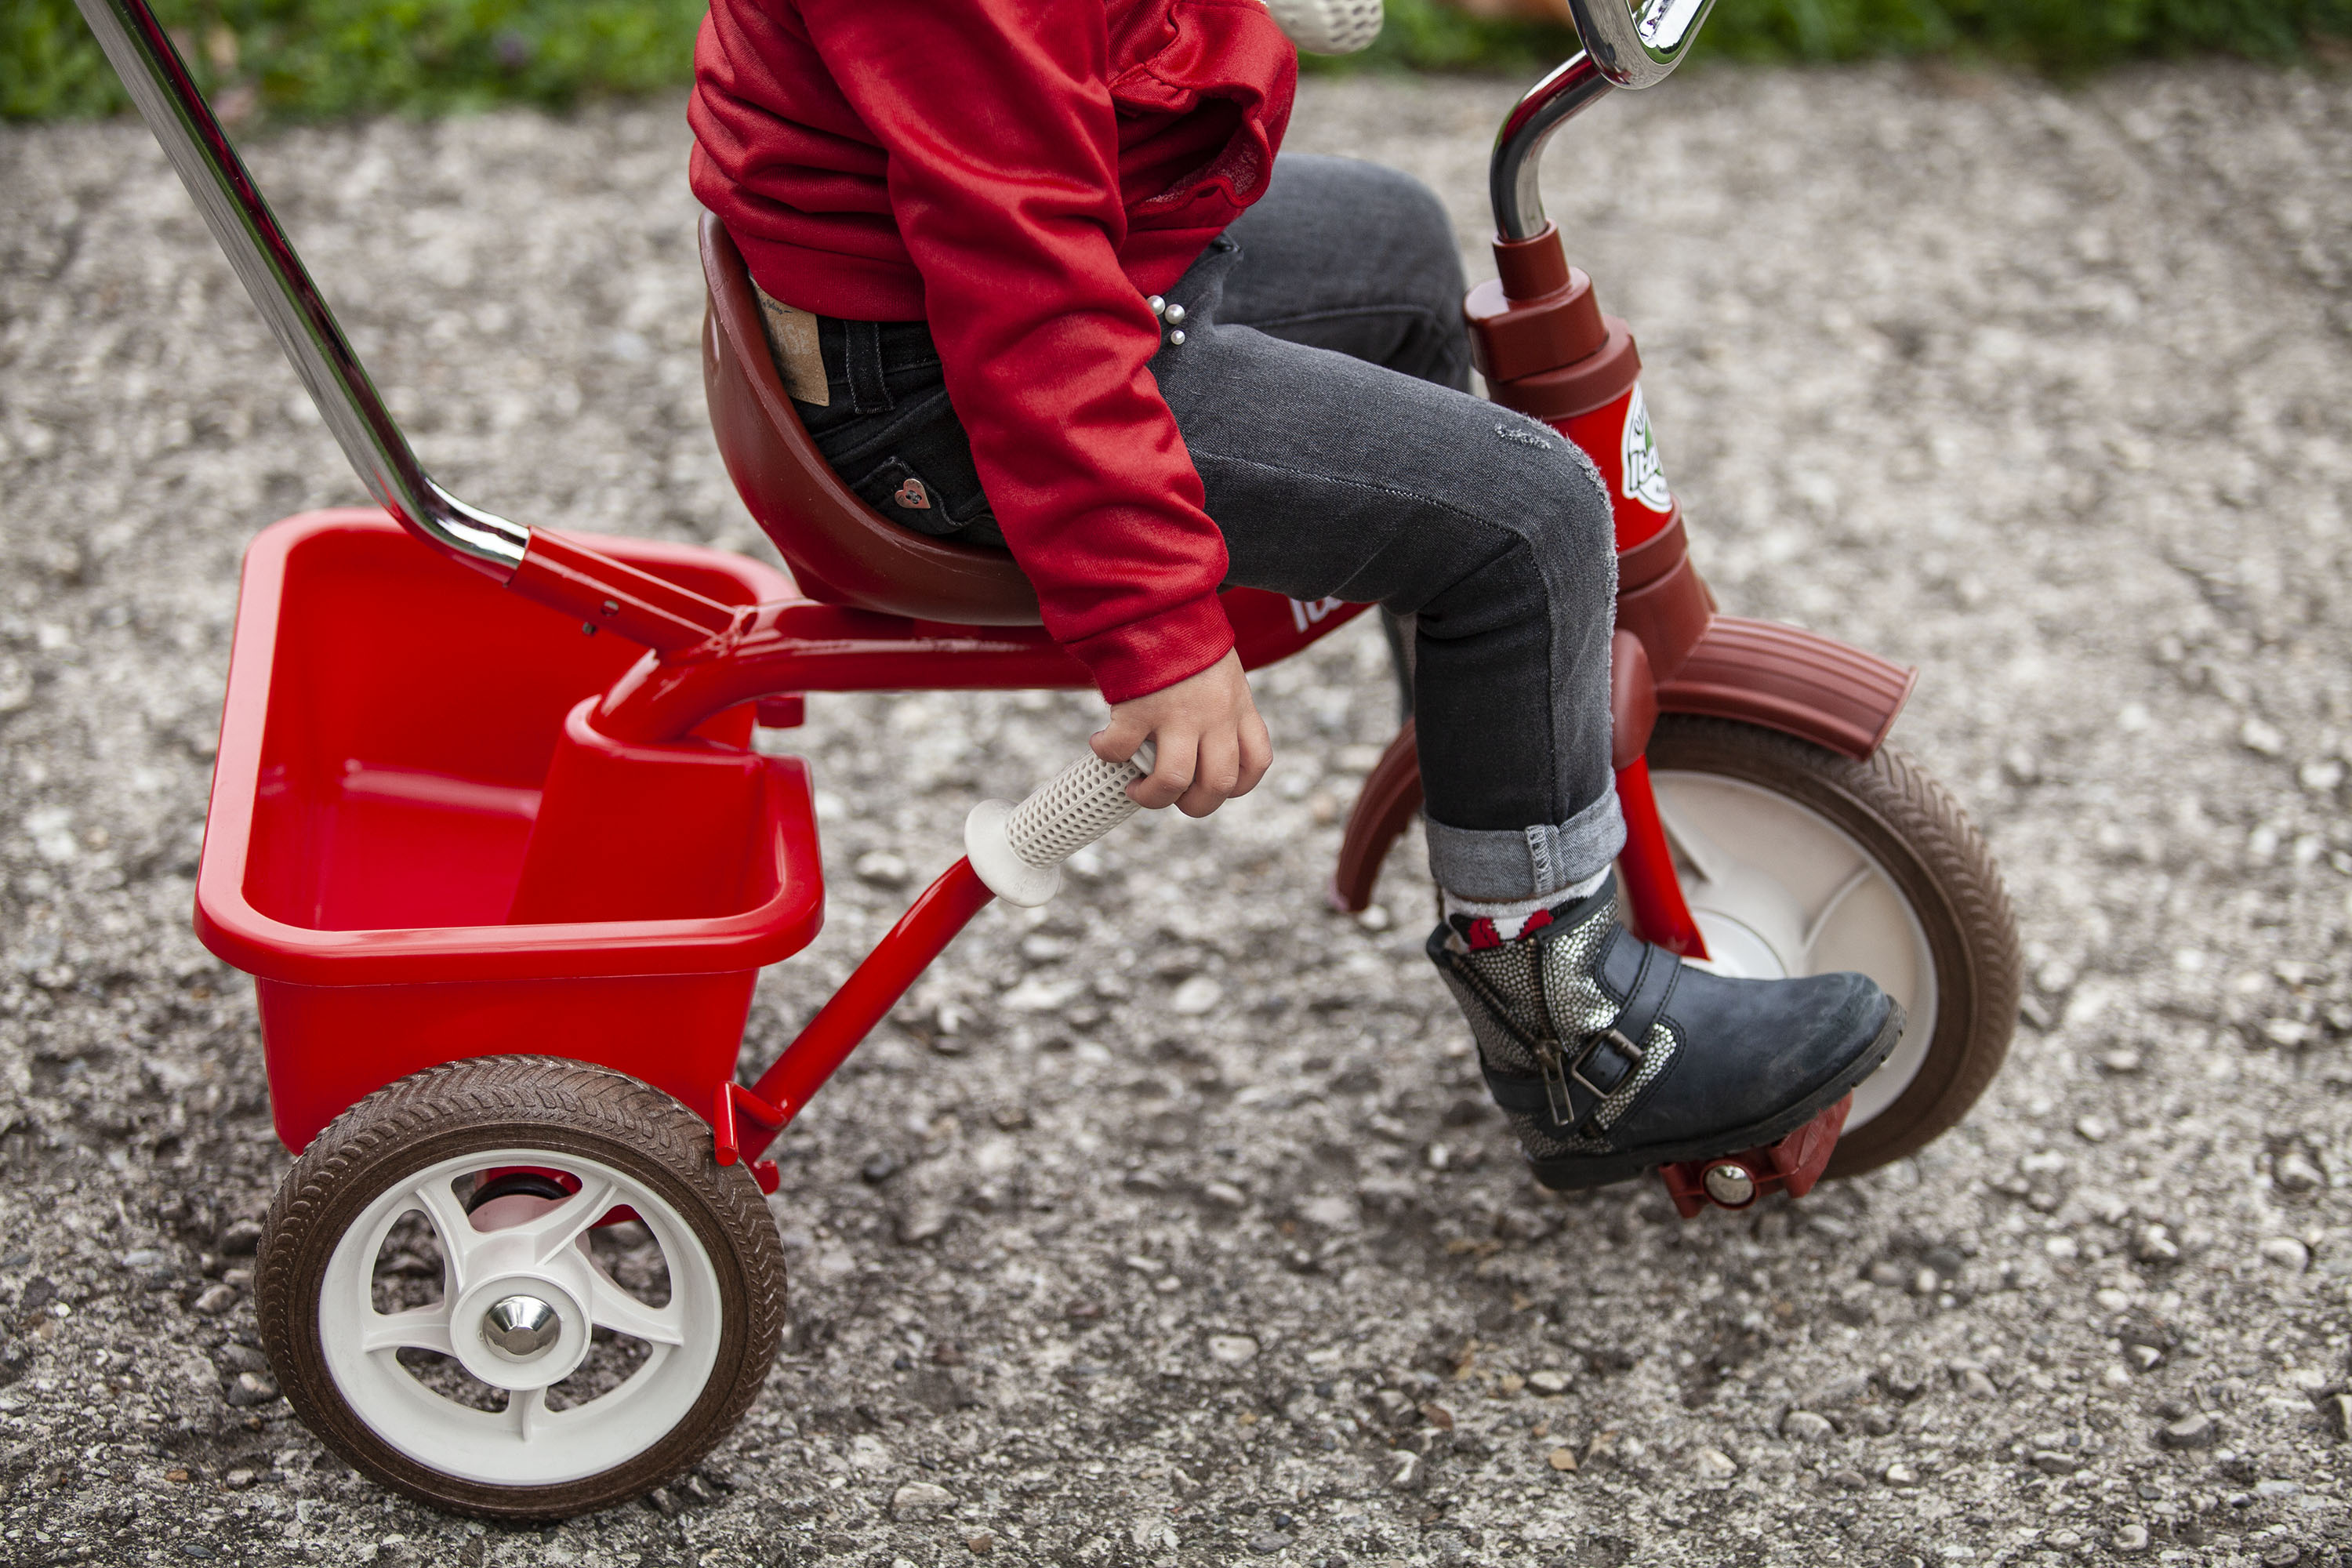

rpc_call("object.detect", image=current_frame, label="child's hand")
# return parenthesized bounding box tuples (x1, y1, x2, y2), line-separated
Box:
(1091, 650, 1272, 818)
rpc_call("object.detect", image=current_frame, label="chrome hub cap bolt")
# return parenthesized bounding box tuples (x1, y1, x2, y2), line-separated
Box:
(1702, 1163, 1755, 1207)
(481, 1294, 562, 1359)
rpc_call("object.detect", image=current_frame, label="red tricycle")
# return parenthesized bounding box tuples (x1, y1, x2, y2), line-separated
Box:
(77, 0, 2017, 1519)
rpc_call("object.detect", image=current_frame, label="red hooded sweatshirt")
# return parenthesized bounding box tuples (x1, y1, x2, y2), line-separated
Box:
(689, 0, 1298, 702)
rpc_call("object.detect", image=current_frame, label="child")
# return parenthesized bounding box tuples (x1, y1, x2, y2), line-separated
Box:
(688, 0, 1902, 1189)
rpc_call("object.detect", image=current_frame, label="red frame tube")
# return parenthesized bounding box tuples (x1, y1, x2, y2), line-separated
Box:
(1612, 757, 1707, 960)
(739, 857, 997, 1159)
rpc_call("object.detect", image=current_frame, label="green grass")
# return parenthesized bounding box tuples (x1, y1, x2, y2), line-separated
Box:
(6, 0, 2348, 122)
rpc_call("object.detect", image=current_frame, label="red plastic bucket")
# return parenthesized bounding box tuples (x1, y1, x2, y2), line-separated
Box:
(196, 511, 824, 1151)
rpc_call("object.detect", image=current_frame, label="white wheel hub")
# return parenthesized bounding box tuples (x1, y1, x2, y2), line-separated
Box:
(1642, 771, 1940, 1132)
(318, 1149, 724, 1486)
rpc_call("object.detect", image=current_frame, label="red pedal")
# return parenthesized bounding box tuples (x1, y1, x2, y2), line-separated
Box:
(1657, 1094, 1851, 1219)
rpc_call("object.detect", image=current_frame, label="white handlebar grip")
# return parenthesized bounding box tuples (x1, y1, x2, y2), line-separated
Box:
(1264, 0, 1383, 54)
(964, 742, 1157, 907)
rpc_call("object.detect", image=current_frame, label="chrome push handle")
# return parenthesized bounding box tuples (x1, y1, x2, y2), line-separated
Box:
(70, 0, 529, 578)
(1566, 0, 1718, 89)
(1489, 0, 1719, 242)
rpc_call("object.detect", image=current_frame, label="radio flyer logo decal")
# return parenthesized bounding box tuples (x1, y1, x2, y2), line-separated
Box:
(1621, 385, 1673, 514)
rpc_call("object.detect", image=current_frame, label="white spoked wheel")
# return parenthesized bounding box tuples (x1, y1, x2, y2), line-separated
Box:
(1642, 717, 2020, 1178)
(317, 1149, 723, 1486)
(259, 1058, 785, 1519)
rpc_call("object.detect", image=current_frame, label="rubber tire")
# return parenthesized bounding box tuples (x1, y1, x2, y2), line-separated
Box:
(255, 1057, 786, 1520)
(1644, 716, 2022, 1178)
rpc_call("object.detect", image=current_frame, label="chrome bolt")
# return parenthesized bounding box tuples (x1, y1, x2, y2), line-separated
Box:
(1146, 295, 1166, 317)
(1701, 1163, 1755, 1207)
(1163, 303, 1186, 325)
(1167, 329, 1187, 347)
(481, 1294, 562, 1359)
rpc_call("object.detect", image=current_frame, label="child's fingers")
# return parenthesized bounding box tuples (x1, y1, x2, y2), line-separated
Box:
(1234, 706, 1273, 798)
(1091, 712, 1149, 768)
(1178, 728, 1243, 818)
(1131, 728, 1199, 809)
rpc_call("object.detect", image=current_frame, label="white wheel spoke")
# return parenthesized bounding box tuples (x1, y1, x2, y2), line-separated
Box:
(510, 1384, 546, 1442)
(1800, 864, 1876, 960)
(587, 1274, 686, 1347)
(361, 1305, 455, 1356)
(412, 1178, 485, 1292)
(506, 1177, 618, 1264)
(1653, 791, 1735, 891)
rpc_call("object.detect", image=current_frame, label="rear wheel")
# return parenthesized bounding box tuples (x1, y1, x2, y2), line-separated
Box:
(1641, 716, 2020, 1178)
(256, 1056, 785, 1519)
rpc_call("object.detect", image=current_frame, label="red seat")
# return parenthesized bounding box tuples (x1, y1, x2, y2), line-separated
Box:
(699, 212, 1043, 626)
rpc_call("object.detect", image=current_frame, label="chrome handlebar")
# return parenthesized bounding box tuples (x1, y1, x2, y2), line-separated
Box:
(71, 0, 529, 577)
(1569, 0, 1717, 89)
(1490, 0, 1719, 242)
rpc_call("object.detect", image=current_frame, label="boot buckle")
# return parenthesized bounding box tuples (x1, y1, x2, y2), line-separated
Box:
(1538, 1027, 1646, 1128)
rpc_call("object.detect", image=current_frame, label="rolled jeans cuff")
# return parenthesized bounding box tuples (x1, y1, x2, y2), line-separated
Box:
(1423, 788, 1628, 903)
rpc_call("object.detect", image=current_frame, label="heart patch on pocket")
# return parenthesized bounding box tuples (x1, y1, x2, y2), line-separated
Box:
(894, 477, 932, 511)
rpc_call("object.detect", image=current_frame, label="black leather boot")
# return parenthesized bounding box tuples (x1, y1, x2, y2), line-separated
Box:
(1428, 874, 1904, 1190)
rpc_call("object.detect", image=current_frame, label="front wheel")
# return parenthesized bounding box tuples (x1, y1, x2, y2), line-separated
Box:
(256, 1057, 786, 1519)
(1641, 716, 2021, 1178)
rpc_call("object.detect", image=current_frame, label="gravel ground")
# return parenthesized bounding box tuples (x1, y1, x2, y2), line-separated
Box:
(5, 58, 2352, 1568)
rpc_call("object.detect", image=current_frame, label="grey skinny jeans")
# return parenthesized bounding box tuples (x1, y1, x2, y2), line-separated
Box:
(779, 154, 1624, 901)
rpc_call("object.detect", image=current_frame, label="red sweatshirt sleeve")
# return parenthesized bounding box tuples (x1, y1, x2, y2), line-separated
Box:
(792, 0, 1234, 703)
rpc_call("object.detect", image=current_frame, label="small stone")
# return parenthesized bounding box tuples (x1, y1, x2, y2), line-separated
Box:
(2263, 1018, 2313, 1049)
(2261, 1545, 2303, 1568)
(2111, 1524, 2151, 1555)
(1883, 1461, 1917, 1485)
(855, 851, 911, 887)
(891, 1481, 954, 1521)
(2259, 1236, 2311, 1272)
(217, 1343, 268, 1375)
(2094, 1287, 2133, 1312)
(2322, 1392, 2352, 1439)
(2031, 1450, 2076, 1475)
(1956, 1368, 1997, 1398)
(2242, 717, 2288, 757)
(896, 1203, 955, 1245)
(1546, 1446, 1578, 1472)
(963, 1532, 996, 1555)
(1883, 1364, 1928, 1401)
(860, 1150, 900, 1184)
(2074, 1116, 2112, 1144)
(2136, 1226, 2181, 1265)
(1825, 1468, 1867, 1490)
(216, 1220, 263, 1256)
(2129, 1344, 2165, 1371)
(1390, 1449, 1425, 1490)
(192, 1283, 239, 1316)
(1781, 1410, 1834, 1443)
(165, 1468, 191, 1483)
(2097, 1049, 2143, 1074)
(1692, 1446, 1738, 1479)
(224, 1370, 279, 1407)
(1526, 1370, 1570, 1396)
(2256, 1478, 2303, 1499)
(1911, 1266, 1940, 1296)
(1355, 904, 1392, 933)
(1169, 975, 1225, 1015)
(1207, 1334, 1259, 1367)
(1417, 1402, 1454, 1430)
(222, 1467, 257, 1490)
(2275, 1152, 2325, 1193)
(2158, 1412, 2216, 1450)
